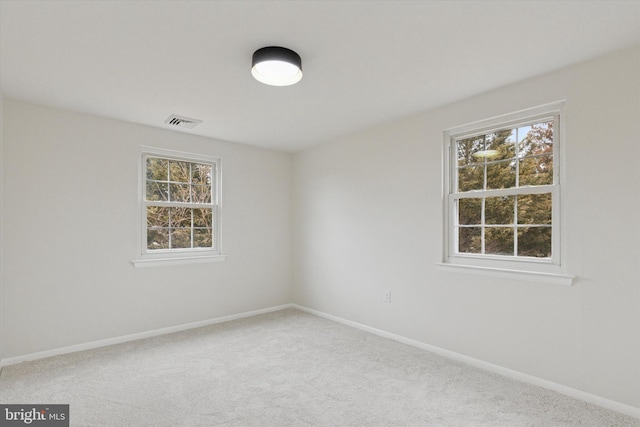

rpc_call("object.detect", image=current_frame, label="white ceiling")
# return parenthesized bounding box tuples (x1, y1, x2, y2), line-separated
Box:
(1, 1, 639, 152)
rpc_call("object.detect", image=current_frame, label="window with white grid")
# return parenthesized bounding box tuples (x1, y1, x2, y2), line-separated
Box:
(442, 102, 570, 283)
(134, 147, 222, 267)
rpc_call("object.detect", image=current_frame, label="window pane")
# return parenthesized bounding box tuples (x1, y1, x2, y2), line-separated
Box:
(169, 183, 191, 203)
(458, 198, 481, 225)
(192, 185, 212, 204)
(486, 160, 516, 189)
(485, 227, 514, 256)
(170, 207, 191, 228)
(519, 121, 553, 156)
(457, 136, 485, 167)
(146, 158, 168, 180)
(485, 196, 514, 225)
(194, 228, 212, 248)
(146, 206, 169, 227)
(458, 227, 481, 254)
(517, 193, 551, 225)
(169, 161, 190, 183)
(193, 208, 212, 228)
(519, 155, 553, 186)
(192, 163, 212, 185)
(147, 228, 169, 250)
(171, 228, 191, 249)
(458, 165, 483, 192)
(517, 227, 551, 257)
(516, 124, 532, 143)
(146, 181, 168, 201)
(485, 129, 515, 161)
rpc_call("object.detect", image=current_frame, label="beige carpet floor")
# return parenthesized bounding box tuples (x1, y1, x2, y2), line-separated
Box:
(1, 308, 638, 426)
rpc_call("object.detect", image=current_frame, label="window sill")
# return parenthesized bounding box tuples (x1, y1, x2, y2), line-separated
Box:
(436, 263, 574, 286)
(132, 254, 227, 268)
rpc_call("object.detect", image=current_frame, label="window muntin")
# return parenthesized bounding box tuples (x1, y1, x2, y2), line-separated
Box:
(142, 151, 220, 254)
(449, 116, 558, 263)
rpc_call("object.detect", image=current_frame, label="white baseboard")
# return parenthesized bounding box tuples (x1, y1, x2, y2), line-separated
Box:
(0, 303, 294, 368)
(292, 304, 640, 420)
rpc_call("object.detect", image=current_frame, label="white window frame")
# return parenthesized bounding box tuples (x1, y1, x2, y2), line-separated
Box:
(439, 101, 573, 285)
(132, 146, 225, 267)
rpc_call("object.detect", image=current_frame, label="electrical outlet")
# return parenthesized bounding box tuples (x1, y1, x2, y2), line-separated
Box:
(383, 289, 391, 303)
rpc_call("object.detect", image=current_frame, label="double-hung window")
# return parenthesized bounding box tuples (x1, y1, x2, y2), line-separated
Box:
(441, 102, 572, 284)
(133, 147, 223, 267)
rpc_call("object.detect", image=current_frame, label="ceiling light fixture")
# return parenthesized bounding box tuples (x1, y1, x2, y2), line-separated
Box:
(251, 46, 302, 86)
(472, 150, 500, 159)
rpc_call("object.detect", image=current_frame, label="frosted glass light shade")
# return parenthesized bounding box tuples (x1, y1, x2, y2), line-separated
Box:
(251, 46, 303, 86)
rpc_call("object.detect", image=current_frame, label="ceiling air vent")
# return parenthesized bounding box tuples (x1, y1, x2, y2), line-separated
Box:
(164, 114, 202, 129)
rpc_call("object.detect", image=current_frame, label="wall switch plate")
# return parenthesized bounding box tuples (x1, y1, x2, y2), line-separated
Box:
(383, 289, 391, 303)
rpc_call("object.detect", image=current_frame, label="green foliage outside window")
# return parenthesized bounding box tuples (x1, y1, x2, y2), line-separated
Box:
(455, 121, 553, 258)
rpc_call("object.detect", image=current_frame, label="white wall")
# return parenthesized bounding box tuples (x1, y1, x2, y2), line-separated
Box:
(1, 100, 292, 359)
(292, 46, 640, 408)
